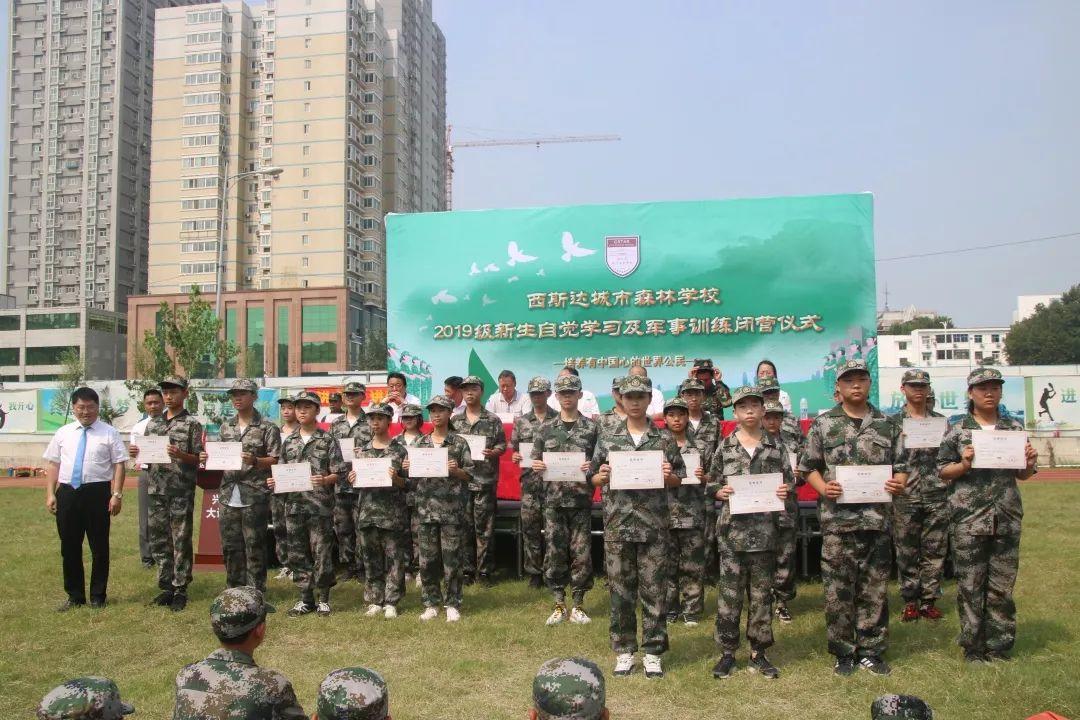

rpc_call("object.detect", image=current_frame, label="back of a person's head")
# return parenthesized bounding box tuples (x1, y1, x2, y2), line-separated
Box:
(533, 657, 605, 720)
(317, 667, 388, 720)
(871, 695, 933, 720)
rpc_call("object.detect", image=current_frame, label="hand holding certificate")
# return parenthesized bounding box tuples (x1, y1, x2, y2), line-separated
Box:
(407, 447, 448, 477)
(353, 457, 393, 488)
(135, 435, 171, 464)
(542, 452, 587, 482)
(681, 452, 701, 485)
(205, 441, 243, 471)
(835, 465, 893, 504)
(971, 430, 1028, 470)
(608, 451, 663, 490)
(903, 417, 948, 449)
(727, 473, 786, 515)
(272, 462, 313, 494)
(518, 442, 535, 470)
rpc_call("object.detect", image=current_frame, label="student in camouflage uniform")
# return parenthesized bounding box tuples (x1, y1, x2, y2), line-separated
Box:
(707, 386, 791, 680)
(202, 379, 281, 593)
(680, 377, 721, 583)
(511, 376, 556, 589)
(938, 367, 1037, 663)
(529, 657, 608, 720)
(138, 375, 204, 612)
(329, 381, 371, 582)
(271, 391, 346, 618)
(800, 359, 909, 676)
(889, 369, 949, 623)
(173, 586, 306, 719)
(760, 379, 803, 623)
(590, 374, 683, 679)
(407, 395, 475, 622)
(660, 397, 709, 626)
(531, 374, 599, 626)
(349, 403, 408, 619)
(395, 404, 426, 584)
(37, 677, 135, 720)
(596, 377, 626, 435)
(316, 667, 390, 720)
(451, 375, 507, 585)
(691, 358, 732, 420)
(272, 394, 298, 580)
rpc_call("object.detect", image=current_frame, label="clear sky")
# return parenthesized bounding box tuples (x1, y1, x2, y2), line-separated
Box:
(3, 1, 1075, 328)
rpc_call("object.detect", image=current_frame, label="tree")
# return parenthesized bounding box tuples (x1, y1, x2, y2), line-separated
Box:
(884, 315, 954, 335)
(1005, 285, 1080, 365)
(355, 328, 387, 371)
(50, 348, 85, 422)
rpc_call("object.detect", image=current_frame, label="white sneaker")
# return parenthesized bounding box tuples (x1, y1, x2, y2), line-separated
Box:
(364, 603, 382, 617)
(569, 606, 591, 624)
(383, 605, 398, 619)
(546, 603, 567, 626)
(683, 619, 699, 628)
(315, 602, 331, 617)
(274, 567, 291, 580)
(613, 653, 635, 676)
(643, 653, 664, 678)
(419, 606, 439, 621)
(415, 575, 423, 589)
(445, 606, 461, 622)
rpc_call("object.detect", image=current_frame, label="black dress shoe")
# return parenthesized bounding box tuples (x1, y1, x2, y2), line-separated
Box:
(89, 598, 107, 609)
(56, 599, 85, 612)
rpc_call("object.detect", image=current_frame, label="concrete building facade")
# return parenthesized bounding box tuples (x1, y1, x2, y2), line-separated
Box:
(877, 327, 1010, 369)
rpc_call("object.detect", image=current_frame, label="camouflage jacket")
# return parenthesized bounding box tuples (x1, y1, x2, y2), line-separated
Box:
(702, 381, 733, 418)
(329, 413, 373, 495)
(767, 427, 802, 528)
(798, 404, 908, 534)
(354, 439, 408, 530)
(145, 409, 205, 496)
(937, 413, 1029, 536)
(707, 430, 791, 552)
(408, 432, 474, 524)
(687, 411, 720, 456)
(590, 419, 684, 542)
(889, 406, 948, 505)
(173, 649, 306, 720)
(664, 430, 709, 530)
(217, 412, 281, 506)
(511, 408, 557, 493)
(391, 432, 423, 505)
(779, 412, 803, 449)
(532, 414, 599, 509)
(450, 408, 507, 490)
(596, 410, 628, 436)
(279, 428, 347, 518)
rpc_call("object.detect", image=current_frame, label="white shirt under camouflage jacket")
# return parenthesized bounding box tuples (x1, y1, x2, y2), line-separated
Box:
(173, 648, 306, 720)
(218, 412, 281, 505)
(531, 414, 599, 509)
(888, 406, 948, 506)
(450, 408, 507, 490)
(145, 409, 204, 496)
(707, 430, 793, 552)
(408, 432, 475, 524)
(354, 439, 408, 530)
(280, 428, 347, 518)
(329, 413, 372, 494)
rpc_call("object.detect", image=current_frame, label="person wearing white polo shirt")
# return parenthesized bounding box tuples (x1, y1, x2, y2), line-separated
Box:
(484, 370, 532, 419)
(43, 386, 128, 611)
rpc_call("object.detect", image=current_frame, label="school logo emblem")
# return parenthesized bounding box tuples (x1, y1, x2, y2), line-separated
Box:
(604, 236, 640, 278)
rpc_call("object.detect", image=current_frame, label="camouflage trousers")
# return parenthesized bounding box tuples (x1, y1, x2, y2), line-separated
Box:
(286, 511, 336, 602)
(520, 481, 545, 578)
(952, 531, 1020, 653)
(219, 499, 270, 593)
(333, 492, 359, 571)
(418, 522, 464, 609)
(773, 525, 798, 603)
(358, 525, 405, 607)
(704, 501, 718, 582)
(892, 500, 949, 605)
(543, 506, 593, 604)
(147, 490, 195, 591)
(402, 503, 419, 574)
(714, 539, 775, 653)
(821, 530, 891, 658)
(665, 527, 706, 621)
(270, 494, 289, 568)
(605, 535, 671, 655)
(462, 484, 497, 577)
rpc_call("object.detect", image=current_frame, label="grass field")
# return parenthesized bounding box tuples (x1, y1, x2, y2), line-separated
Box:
(2, 484, 1079, 720)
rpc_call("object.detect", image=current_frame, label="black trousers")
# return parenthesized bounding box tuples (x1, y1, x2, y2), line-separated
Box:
(55, 482, 112, 603)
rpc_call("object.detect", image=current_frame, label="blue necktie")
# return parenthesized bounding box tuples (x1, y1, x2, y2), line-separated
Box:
(70, 426, 88, 489)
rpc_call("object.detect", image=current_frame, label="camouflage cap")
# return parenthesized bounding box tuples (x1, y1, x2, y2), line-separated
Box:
(228, 378, 259, 394)
(679, 378, 705, 394)
(158, 375, 189, 390)
(37, 677, 135, 720)
(554, 375, 582, 393)
(967, 367, 1004, 387)
(277, 393, 295, 405)
(425, 394, 454, 410)
(365, 403, 394, 418)
(757, 376, 781, 393)
(317, 667, 388, 720)
(764, 399, 785, 415)
(731, 385, 764, 405)
(617, 375, 652, 395)
(328, 392, 342, 402)
(343, 381, 367, 394)
(611, 376, 624, 391)
(528, 376, 552, 394)
(532, 657, 605, 720)
(901, 369, 931, 385)
(692, 358, 714, 371)
(292, 390, 322, 408)
(210, 586, 275, 640)
(460, 375, 485, 389)
(399, 403, 423, 418)
(663, 397, 689, 414)
(836, 358, 869, 379)
(871, 694, 933, 720)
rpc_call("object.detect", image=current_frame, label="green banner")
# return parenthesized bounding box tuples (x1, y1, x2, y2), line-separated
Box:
(386, 194, 877, 413)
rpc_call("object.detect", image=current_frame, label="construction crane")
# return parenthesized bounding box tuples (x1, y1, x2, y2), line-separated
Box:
(445, 124, 620, 209)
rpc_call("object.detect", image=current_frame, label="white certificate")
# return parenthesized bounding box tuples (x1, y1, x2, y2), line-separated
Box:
(542, 451, 587, 482)
(460, 434, 488, 461)
(727, 473, 786, 515)
(609, 450, 663, 490)
(272, 462, 313, 494)
(972, 430, 1028, 470)
(205, 441, 243, 471)
(835, 465, 893, 504)
(518, 442, 535, 469)
(135, 435, 171, 464)
(903, 417, 948, 449)
(788, 452, 799, 473)
(338, 438, 357, 461)
(352, 457, 393, 488)
(681, 451, 701, 485)
(407, 447, 449, 477)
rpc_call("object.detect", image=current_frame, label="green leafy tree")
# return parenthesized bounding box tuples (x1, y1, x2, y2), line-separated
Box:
(49, 348, 85, 422)
(355, 328, 387, 371)
(1005, 285, 1080, 365)
(884, 315, 954, 335)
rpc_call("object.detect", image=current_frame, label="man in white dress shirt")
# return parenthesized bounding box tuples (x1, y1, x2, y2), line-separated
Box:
(484, 370, 532, 419)
(43, 387, 128, 610)
(444, 375, 467, 416)
(381, 372, 421, 422)
(547, 367, 600, 419)
(130, 387, 164, 568)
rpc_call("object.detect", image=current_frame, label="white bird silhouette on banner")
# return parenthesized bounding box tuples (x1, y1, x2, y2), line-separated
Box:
(431, 290, 457, 304)
(560, 231, 595, 262)
(482, 294, 496, 306)
(463, 293, 471, 302)
(507, 276, 519, 283)
(469, 263, 481, 276)
(507, 241, 538, 266)
(537, 268, 546, 277)
(483, 263, 500, 273)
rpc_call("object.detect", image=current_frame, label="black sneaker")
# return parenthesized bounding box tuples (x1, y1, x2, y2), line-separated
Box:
(288, 600, 316, 617)
(528, 574, 544, 589)
(665, 611, 679, 623)
(775, 603, 793, 623)
(712, 653, 737, 679)
(964, 650, 987, 664)
(56, 599, 85, 612)
(834, 655, 857, 676)
(151, 590, 174, 607)
(478, 573, 495, 587)
(141, 559, 155, 570)
(749, 652, 780, 679)
(859, 655, 891, 676)
(170, 593, 188, 612)
(985, 650, 1012, 662)
(463, 574, 476, 586)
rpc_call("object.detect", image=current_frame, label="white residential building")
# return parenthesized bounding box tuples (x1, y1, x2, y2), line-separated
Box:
(878, 327, 1009, 369)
